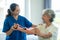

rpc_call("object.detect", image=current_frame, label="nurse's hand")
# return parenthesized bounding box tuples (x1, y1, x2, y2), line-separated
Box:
(6, 23, 20, 36)
(11, 23, 20, 30)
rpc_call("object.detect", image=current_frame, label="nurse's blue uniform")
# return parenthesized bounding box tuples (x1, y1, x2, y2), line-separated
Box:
(2, 15, 32, 40)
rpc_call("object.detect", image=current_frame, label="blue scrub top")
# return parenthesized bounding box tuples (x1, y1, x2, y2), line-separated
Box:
(2, 15, 32, 40)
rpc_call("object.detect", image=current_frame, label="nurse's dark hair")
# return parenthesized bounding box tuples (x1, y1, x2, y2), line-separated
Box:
(6, 3, 19, 17)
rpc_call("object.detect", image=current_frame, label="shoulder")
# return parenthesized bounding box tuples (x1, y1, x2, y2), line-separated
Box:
(4, 16, 14, 23)
(51, 24, 58, 31)
(4, 16, 11, 22)
(19, 15, 26, 19)
(36, 24, 44, 28)
(37, 24, 45, 27)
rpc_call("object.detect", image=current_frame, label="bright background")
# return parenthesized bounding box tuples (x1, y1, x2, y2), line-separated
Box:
(0, 0, 60, 40)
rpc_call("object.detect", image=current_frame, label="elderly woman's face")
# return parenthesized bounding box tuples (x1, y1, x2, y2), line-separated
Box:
(42, 13, 51, 22)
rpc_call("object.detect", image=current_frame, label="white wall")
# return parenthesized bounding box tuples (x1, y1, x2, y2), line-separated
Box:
(25, 0, 44, 25)
(25, 1, 44, 40)
(30, 0, 44, 24)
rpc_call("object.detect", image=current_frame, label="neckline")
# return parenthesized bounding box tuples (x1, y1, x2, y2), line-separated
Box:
(44, 23, 53, 29)
(11, 15, 20, 22)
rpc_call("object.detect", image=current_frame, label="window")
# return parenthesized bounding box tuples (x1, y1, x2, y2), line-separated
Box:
(51, 0, 60, 23)
(51, 0, 60, 40)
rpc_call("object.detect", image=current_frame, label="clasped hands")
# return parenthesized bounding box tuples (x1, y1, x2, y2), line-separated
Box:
(11, 23, 51, 38)
(11, 23, 38, 34)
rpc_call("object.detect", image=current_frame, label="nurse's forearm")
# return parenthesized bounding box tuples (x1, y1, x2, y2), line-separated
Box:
(17, 27, 26, 33)
(6, 28, 13, 36)
(18, 27, 35, 34)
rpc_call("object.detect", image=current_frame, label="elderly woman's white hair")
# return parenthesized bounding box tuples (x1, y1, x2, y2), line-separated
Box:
(42, 9, 55, 22)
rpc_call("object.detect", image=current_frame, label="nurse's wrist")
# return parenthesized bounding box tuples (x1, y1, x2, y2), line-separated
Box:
(11, 28, 14, 31)
(17, 27, 26, 33)
(11, 26, 14, 31)
(17, 27, 23, 31)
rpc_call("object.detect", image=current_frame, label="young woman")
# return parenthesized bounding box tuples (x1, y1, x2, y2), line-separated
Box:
(2, 3, 36, 40)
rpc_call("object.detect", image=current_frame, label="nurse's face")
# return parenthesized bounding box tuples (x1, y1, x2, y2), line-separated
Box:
(42, 13, 51, 23)
(12, 6, 20, 15)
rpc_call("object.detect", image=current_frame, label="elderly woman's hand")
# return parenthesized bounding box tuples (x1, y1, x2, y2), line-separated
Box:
(25, 28, 35, 34)
(34, 28, 40, 35)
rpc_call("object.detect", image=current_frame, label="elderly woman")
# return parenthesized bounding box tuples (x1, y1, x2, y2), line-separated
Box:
(33, 9, 58, 40)
(16, 9, 58, 40)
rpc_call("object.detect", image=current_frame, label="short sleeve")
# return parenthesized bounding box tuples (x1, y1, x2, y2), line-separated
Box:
(48, 27, 58, 40)
(36, 24, 43, 30)
(2, 18, 10, 32)
(24, 18, 32, 28)
(48, 27, 58, 34)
